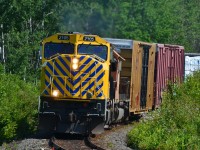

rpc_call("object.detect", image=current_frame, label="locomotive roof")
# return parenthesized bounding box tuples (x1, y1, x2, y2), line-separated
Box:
(43, 33, 109, 43)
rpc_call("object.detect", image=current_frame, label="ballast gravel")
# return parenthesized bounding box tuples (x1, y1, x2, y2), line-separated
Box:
(93, 124, 133, 150)
(0, 139, 50, 150)
(0, 124, 134, 150)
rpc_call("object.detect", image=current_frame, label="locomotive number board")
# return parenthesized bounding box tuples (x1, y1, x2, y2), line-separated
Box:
(83, 36, 95, 42)
(58, 35, 70, 40)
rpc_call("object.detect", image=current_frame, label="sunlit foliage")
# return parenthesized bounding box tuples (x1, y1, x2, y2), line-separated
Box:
(127, 71, 200, 149)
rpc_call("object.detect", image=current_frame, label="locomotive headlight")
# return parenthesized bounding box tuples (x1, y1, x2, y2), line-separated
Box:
(52, 90, 59, 97)
(72, 63, 78, 70)
(72, 57, 79, 70)
(72, 57, 79, 64)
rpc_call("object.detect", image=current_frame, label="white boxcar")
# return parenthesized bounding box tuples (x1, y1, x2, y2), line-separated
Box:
(185, 55, 200, 77)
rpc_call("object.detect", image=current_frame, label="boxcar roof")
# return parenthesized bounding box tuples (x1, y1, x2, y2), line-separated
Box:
(104, 38, 133, 49)
(185, 53, 200, 56)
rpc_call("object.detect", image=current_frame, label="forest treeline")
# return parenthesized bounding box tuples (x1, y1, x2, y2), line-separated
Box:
(0, 0, 200, 81)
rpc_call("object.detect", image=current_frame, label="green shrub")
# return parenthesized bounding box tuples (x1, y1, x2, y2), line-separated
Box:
(0, 64, 4, 74)
(0, 73, 39, 143)
(127, 71, 200, 150)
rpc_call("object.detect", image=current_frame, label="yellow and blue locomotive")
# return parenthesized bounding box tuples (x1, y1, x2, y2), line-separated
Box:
(38, 32, 129, 134)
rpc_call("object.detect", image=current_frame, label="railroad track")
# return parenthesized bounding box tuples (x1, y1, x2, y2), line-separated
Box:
(49, 133, 105, 150)
(84, 136, 105, 150)
(49, 136, 65, 150)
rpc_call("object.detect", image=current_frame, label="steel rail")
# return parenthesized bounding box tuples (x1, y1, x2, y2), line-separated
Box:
(84, 136, 105, 150)
(49, 136, 65, 150)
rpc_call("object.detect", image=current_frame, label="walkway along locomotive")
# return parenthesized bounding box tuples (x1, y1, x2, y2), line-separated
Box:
(38, 33, 185, 134)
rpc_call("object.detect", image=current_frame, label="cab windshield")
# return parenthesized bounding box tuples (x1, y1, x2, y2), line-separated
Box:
(78, 44, 107, 60)
(44, 42, 74, 59)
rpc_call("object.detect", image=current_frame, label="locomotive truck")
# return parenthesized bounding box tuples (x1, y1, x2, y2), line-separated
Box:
(38, 32, 184, 134)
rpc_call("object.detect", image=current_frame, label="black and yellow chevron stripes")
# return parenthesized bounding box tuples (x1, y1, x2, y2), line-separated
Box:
(42, 55, 105, 99)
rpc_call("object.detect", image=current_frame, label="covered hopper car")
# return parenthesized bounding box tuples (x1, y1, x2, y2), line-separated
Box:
(38, 33, 184, 134)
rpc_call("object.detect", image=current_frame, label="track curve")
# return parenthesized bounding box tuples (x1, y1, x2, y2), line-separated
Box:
(48, 133, 105, 150)
(84, 136, 105, 150)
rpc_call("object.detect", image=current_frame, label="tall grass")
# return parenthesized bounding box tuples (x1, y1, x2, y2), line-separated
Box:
(127, 71, 200, 149)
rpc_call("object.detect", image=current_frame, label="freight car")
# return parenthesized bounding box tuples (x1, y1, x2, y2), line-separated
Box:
(38, 33, 185, 134)
(105, 38, 185, 110)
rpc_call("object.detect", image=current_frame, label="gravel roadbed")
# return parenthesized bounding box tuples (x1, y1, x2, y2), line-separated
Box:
(93, 124, 133, 150)
(0, 124, 134, 150)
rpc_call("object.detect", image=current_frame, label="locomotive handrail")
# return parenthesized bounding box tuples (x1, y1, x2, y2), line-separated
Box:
(40, 77, 52, 95)
(49, 53, 60, 59)
(91, 54, 105, 62)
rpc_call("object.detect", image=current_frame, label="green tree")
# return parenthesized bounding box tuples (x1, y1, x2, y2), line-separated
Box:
(58, 0, 200, 52)
(0, 0, 60, 81)
(0, 74, 39, 143)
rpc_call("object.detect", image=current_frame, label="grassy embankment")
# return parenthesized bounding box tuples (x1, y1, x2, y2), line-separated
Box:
(127, 71, 200, 149)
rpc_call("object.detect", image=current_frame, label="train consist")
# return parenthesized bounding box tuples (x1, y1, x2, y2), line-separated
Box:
(38, 32, 184, 134)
